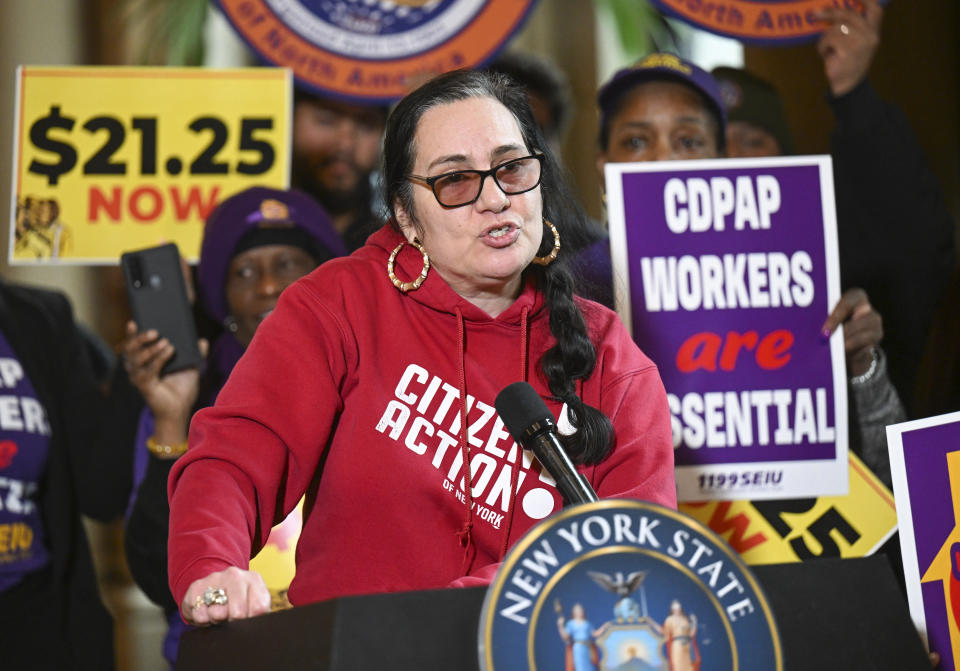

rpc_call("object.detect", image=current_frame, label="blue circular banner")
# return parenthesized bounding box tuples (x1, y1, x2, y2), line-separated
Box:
(479, 499, 782, 670)
(648, 0, 890, 47)
(216, 0, 539, 102)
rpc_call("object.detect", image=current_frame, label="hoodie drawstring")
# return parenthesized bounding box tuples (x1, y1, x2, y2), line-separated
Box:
(457, 305, 531, 571)
(454, 307, 477, 574)
(498, 306, 529, 560)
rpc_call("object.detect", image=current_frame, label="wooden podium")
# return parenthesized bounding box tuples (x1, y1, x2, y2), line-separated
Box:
(177, 556, 931, 670)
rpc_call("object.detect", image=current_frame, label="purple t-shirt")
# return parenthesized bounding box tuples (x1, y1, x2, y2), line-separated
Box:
(0, 330, 51, 591)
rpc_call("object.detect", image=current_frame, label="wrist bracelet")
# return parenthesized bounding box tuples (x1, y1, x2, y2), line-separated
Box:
(146, 435, 189, 458)
(850, 348, 880, 386)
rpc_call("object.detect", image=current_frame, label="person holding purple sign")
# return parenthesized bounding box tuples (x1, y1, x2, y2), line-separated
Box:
(596, 52, 726, 166)
(572, 52, 727, 308)
(711, 0, 956, 423)
(578, 51, 905, 490)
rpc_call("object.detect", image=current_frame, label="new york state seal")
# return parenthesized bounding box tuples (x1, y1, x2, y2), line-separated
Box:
(479, 499, 782, 670)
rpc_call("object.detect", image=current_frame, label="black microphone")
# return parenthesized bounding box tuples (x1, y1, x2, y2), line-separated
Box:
(494, 381, 599, 506)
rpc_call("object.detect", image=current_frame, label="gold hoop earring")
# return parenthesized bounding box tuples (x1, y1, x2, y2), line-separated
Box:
(532, 220, 560, 266)
(387, 238, 430, 292)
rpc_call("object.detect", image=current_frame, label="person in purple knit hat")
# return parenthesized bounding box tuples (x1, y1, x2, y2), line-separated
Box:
(121, 186, 345, 667)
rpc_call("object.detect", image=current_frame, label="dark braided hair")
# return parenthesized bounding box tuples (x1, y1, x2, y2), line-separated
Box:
(383, 69, 614, 465)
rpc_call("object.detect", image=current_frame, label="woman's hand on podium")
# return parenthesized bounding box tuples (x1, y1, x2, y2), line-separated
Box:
(182, 566, 272, 625)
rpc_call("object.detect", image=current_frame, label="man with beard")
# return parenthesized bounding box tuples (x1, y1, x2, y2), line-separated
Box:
(292, 89, 389, 251)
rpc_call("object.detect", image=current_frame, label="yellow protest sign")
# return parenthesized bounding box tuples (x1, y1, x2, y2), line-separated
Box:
(10, 66, 290, 264)
(679, 452, 897, 564)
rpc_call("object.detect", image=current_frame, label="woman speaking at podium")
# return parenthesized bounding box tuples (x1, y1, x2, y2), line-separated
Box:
(167, 69, 676, 625)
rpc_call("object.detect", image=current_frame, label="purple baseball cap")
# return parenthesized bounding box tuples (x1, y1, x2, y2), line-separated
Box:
(598, 52, 727, 140)
(197, 186, 348, 322)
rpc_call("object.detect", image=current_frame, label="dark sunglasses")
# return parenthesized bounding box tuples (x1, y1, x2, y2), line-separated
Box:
(408, 154, 544, 208)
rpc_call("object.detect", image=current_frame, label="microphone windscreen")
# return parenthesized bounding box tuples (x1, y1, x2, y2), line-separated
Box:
(495, 381, 553, 442)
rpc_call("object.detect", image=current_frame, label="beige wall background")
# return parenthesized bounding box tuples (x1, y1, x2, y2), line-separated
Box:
(0, 0, 98, 315)
(513, 0, 602, 218)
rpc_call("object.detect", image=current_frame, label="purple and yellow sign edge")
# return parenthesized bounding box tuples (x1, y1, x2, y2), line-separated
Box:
(605, 155, 847, 502)
(887, 410, 960, 667)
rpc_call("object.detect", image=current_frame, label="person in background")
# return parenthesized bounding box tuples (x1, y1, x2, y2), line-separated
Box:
(291, 89, 390, 251)
(485, 52, 608, 285)
(596, 52, 725, 168)
(0, 278, 131, 668)
(819, 287, 904, 489)
(588, 51, 903, 488)
(167, 69, 676, 626)
(712, 66, 794, 158)
(485, 50, 575, 160)
(122, 186, 345, 665)
(712, 0, 956, 418)
(574, 52, 726, 309)
(913, 266, 960, 418)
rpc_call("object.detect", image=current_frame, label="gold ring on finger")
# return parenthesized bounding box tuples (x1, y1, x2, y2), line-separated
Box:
(202, 586, 228, 606)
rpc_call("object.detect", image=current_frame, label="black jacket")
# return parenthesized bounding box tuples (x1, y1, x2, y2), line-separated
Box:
(0, 280, 132, 669)
(830, 81, 957, 416)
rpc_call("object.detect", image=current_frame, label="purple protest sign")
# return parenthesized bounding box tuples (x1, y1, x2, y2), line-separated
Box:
(888, 412, 960, 670)
(606, 156, 847, 501)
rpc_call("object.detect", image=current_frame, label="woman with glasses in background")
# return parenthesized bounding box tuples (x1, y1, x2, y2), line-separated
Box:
(167, 69, 676, 625)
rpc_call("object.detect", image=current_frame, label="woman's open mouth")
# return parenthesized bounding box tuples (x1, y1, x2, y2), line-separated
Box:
(481, 223, 520, 247)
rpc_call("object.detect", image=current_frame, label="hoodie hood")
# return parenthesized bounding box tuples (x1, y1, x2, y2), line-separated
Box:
(357, 222, 547, 567)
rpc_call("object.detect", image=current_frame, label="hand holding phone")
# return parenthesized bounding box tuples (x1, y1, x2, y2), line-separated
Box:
(121, 243, 203, 376)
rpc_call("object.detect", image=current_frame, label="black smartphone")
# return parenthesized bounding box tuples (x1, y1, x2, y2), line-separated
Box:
(121, 242, 203, 376)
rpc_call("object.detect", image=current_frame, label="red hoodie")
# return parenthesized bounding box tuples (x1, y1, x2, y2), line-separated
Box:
(168, 225, 675, 611)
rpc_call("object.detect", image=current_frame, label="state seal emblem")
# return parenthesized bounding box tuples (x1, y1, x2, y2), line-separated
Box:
(479, 500, 782, 670)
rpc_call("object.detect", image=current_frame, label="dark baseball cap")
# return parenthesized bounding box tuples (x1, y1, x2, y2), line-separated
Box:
(597, 52, 727, 150)
(712, 66, 794, 155)
(598, 52, 727, 140)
